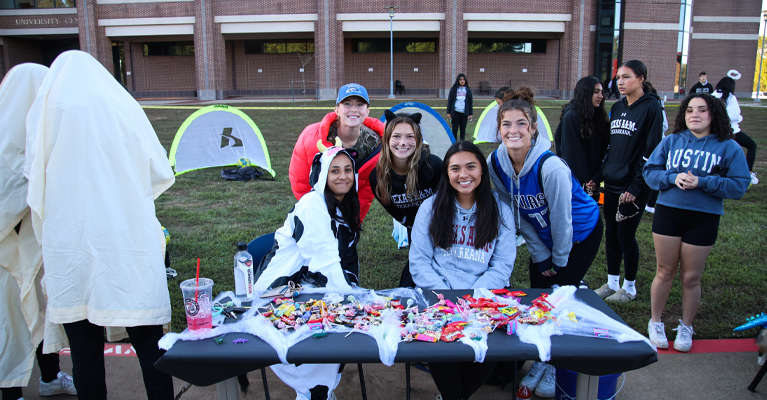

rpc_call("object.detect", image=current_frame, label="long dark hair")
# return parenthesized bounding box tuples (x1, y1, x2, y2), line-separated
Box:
(672, 93, 733, 142)
(451, 73, 469, 89)
(323, 153, 362, 238)
(561, 76, 609, 142)
(714, 77, 736, 103)
(428, 141, 499, 250)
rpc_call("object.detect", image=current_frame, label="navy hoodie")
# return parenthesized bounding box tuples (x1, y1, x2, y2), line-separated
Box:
(643, 130, 750, 215)
(602, 92, 663, 195)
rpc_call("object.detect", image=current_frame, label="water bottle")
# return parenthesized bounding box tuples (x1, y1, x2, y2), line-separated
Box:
(233, 241, 254, 300)
(515, 385, 531, 400)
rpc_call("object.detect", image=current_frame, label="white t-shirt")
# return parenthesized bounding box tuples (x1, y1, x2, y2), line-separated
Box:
(454, 87, 467, 113)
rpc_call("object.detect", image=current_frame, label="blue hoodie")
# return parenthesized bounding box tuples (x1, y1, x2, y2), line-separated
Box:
(643, 130, 750, 215)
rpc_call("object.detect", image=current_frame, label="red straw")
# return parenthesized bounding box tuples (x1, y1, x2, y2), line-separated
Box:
(195, 258, 200, 302)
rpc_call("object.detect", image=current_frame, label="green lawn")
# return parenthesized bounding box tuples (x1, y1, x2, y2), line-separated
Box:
(147, 99, 766, 338)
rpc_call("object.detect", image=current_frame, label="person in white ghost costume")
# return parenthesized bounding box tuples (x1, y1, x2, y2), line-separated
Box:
(0, 64, 75, 400)
(23, 50, 175, 400)
(254, 146, 363, 400)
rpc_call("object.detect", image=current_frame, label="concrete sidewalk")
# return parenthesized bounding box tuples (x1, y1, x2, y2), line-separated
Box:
(16, 343, 766, 400)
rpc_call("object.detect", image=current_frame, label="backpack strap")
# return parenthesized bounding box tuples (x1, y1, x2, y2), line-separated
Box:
(537, 151, 555, 191)
(491, 149, 512, 193)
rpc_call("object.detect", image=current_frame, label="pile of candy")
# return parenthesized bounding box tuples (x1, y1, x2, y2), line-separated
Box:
(257, 289, 563, 342)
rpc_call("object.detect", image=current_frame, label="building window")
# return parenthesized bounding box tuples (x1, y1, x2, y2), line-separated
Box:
(467, 39, 546, 54)
(143, 42, 195, 56)
(1, 0, 75, 8)
(675, 0, 693, 96)
(351, 39, 437, 53)
(244, 40, 315, 54)
(594, 0, 625, 83)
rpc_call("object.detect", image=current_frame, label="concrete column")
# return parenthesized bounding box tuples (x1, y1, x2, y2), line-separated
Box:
(315, 0, 341, 100)
(440, 0, 466, 98)
(194, 0, 221, 100)
(77, 0, 111, 73)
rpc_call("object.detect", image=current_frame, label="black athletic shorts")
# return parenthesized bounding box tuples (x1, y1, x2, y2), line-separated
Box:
(652, 204, 721, 246)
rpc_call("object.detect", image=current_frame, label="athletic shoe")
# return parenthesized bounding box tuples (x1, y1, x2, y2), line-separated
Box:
(673, 320, 694, 352)
(516, 234, 526, 247)
(605, 288, 636, 303)
(534, 364, 556, 398)
(40, 372, 77, 396)
(519, 361, 546, 391)
(578, 280, 589, 289)
(594, 284, 617, 299)
(644, 205, 655, 213)
(751, 172, 759, 185)
(648, 321, 668, 349)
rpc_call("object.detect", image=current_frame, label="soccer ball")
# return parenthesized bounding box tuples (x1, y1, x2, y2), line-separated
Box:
(237, 158, 252, 169)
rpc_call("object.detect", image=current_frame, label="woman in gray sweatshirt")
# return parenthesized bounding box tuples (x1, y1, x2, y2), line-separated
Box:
(409, 141, 516, 400)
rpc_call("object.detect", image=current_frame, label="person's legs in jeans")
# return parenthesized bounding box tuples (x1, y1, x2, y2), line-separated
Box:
(125, 325, 174, 400)
(63, 320, 108, 400)
(451, 113, 461, 139)
(458, 113, 469, 141)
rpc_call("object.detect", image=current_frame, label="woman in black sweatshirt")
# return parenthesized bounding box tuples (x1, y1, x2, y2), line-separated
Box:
(554, 76, 610, 199)
(595, 60, 663, 303)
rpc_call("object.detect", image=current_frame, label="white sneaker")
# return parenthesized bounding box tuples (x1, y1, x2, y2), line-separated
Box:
(751, 172, 759, 185)
(648, 321, 668, 349)
(519, 361, 546, 391)
(40, 371, 77, 396)
(645, 205, 655, 213)
(534, 364, 556, 398)
(672, 320, 695, 352)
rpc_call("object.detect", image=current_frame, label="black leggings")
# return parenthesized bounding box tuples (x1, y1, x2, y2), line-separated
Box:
(429, 361, 498, 400)
(1, 343, 61, 400)
(734, 131, 757, 171)
(528, 217, 603, 288)
(63, 320, 174, 400)
(603, 190, 652, 281)
(451, 112, 470, 141)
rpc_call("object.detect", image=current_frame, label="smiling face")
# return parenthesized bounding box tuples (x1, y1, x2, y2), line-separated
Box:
(592, 83, 604, 107)
(685, 97, 712, 137)
(447, 151, 482, 205)
(617, 66, 643, 96)
(500, 109, 536, 156)
(388, 122, 417, 162)
(334, 96, 370, 129)
(326, 154, 355, 201)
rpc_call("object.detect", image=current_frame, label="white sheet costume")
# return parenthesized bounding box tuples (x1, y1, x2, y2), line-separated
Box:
(254, 147, 361, 400)
(0, 64, 68, 388)
(23, 50, 174, 328)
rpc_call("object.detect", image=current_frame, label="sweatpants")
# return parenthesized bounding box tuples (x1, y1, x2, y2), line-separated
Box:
(429, 361, 498, 400)
(734, 131, 757, 171)
(451, 112, 470, 141)
(63, 320, 173, 400)
(1, 344, 61, 400)
(603, 190, 652, 281)
(528, 217, 603, 288)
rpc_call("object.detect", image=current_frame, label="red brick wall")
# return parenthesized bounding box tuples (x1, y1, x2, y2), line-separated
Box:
(1, 37, 44, 73)
(466, 39, 560, 94)
(343, 39, 439, 94)
(128, 42, 196, 91)
(228, 40, 317, 91)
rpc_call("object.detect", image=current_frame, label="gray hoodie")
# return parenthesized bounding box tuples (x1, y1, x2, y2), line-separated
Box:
(409, 194, 516, 290)
(488, 134, 575, 267)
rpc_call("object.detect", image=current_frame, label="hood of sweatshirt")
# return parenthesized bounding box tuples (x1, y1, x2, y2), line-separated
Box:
(309, 146, 357, 197)
(495, 124, 552, 181)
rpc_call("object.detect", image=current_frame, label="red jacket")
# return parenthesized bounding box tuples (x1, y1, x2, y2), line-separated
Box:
(289, 112, 385, 221)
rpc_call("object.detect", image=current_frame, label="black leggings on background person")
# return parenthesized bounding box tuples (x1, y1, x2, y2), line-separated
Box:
(63, 320, 174, 400)
(528, 218, 603, 288)
(603, 190, 652, 281)
(451, 112, 470, 141)
(734, 131, 757, 171)
(0, 343, 62, 400)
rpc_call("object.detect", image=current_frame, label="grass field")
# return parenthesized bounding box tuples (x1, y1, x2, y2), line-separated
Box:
(146, 99, 766, 339)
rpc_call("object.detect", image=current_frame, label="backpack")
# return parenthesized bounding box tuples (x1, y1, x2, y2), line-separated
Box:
(491, 149, 555, 194)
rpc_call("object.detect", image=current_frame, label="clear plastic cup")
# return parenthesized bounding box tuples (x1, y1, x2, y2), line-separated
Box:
(180, 278, 214, 331)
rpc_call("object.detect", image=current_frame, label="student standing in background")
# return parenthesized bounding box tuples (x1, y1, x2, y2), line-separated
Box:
(447, 74, 474, 141)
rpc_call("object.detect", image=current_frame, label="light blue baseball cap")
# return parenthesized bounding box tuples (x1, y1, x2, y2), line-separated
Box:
(336, 83, 370, 105)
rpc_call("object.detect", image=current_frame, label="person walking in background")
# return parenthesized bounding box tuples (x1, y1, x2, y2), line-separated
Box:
(489, 88, 603, 398)
(553, 76, 610, 200)
(495, 86, 510, 105)
(595, 60, 664, 303)
(610, 75, 620, 99)
(447, 73, 474, 140)
(689, 71, 714, 94)
(370, 111, 442, 287)
(410, 141, 516, 400)
(290, 83, 385, 221)
(643, 93, 749, 352)
(712, 76, 759, 185)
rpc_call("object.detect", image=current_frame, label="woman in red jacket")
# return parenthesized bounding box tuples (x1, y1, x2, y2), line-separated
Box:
(289, 83, 385, 221)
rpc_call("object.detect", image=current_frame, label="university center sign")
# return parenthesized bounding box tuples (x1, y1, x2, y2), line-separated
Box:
(15, 17, 78, 26)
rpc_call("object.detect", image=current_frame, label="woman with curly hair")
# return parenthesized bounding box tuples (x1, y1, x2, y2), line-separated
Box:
(553, 76, 610, 198)
(643, 93, 750, 352)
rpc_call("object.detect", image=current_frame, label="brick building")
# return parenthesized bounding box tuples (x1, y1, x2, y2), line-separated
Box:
(0, 0, 761, 100)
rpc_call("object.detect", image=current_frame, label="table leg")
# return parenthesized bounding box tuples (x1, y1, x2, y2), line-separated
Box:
(747, 360, 767, 392)
(260, 368, 271, 400)
(405, 363, 411, 400)
(215, 377, 240, 400)
(575, 373, 599, 400)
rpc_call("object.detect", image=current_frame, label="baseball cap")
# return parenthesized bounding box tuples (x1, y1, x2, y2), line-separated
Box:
(336, 83, 370, 105)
